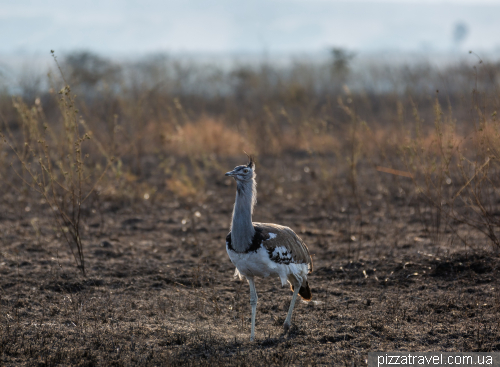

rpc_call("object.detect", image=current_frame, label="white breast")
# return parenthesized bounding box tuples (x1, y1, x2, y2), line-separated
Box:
(226, 242, 309, 286)
(226, 244, 274, 278)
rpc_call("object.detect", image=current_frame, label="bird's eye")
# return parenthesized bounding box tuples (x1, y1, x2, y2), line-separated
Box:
(244, 169, 249, 173)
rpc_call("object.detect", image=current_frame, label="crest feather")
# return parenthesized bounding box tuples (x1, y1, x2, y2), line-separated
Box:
(245, 153, 255, 169)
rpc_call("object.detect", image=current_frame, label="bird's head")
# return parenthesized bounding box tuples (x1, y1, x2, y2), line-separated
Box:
(225, 156, 256, 182)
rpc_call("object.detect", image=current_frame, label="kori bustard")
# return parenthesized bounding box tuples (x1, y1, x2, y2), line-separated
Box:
(225, 157, 313, 341)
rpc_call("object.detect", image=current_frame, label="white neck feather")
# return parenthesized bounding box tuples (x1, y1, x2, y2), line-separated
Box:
(230, 176, 257, 252)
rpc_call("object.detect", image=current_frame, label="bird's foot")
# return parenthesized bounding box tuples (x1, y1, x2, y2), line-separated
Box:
(250, 334, 255, 342)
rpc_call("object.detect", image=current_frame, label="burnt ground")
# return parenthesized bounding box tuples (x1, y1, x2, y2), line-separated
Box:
(1, 158, 500, 366)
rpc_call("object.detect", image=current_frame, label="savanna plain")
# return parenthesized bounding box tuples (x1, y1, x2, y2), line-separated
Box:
(1, 51, 500, 366)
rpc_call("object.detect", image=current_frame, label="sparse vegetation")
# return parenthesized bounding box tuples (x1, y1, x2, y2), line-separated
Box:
(0, 50, 499, 365)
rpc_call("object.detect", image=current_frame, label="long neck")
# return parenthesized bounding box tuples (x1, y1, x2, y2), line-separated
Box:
(230, 178, 256, 252)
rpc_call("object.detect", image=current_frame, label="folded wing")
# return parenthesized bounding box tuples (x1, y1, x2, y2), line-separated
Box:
(253, 222, 313, 273)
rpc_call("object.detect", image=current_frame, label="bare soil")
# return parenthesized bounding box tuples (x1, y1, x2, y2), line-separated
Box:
(1, 157, 500, 366)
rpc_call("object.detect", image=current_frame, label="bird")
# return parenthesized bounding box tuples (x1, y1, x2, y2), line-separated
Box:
(225, 156, 313, 341)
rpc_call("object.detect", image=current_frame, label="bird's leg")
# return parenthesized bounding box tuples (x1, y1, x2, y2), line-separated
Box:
(247, 277, 258, 341)
(283, 276, 302, 333)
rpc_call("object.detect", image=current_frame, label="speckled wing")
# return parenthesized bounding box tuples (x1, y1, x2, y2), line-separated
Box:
(253, 222, 313, 273)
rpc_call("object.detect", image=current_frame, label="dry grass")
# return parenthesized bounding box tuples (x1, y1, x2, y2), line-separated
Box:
(165, 117, 255, 157)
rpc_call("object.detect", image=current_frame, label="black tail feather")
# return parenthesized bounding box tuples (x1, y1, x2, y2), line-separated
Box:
(291, 281, 312, 301)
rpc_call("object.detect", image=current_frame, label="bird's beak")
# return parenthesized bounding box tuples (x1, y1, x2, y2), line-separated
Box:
(225, 170, 236, 177)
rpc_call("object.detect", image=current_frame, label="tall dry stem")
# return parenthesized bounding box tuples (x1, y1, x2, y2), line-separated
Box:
(0, 53, 112, 276)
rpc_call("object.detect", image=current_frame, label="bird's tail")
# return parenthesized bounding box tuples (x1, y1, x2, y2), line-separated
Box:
(291, 281, 312, 301)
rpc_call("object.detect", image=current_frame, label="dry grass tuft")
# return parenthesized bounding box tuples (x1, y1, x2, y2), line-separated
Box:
(166, 117, 255, 157)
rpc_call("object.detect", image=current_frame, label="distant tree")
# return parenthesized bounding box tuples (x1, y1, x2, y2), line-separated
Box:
(453, 22, 468, 49)
(331, 48, 355, 75)
(329, 47, 355, 90)
(17, 67, 42, 102)
(64, 51, 121, 90)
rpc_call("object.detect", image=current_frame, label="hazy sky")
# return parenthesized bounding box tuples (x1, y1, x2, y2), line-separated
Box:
(1, 0, 500, 55)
